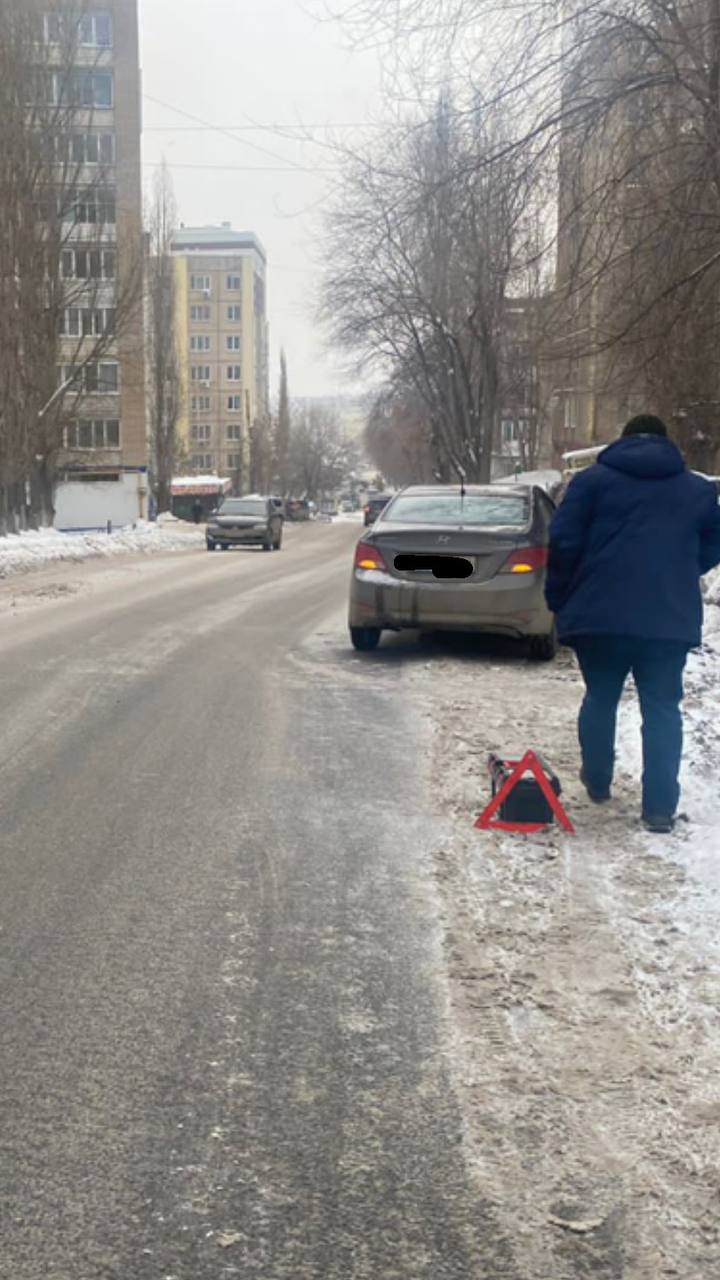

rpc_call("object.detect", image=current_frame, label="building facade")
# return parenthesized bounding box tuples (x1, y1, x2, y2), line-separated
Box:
(171, 225, 269, 489)
(52, 0, 148, 530)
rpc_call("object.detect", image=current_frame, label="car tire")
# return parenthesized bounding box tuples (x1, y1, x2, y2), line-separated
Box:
(528, 627, 558, 662)
(350, 626, 382, 652)
(206, 539, 215, 551)
(263, 539, 273, 551)
(221, 544, 230, 551)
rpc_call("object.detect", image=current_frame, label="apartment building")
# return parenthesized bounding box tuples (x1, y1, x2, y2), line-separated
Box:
(171, 225, 269, 488)
(50, 0, 148, 530)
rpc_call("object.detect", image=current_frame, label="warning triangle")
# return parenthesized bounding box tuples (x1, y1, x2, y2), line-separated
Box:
(475, 749, 575, 834)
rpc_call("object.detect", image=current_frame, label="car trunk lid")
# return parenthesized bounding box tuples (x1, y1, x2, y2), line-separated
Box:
(368, 523, 529, 584)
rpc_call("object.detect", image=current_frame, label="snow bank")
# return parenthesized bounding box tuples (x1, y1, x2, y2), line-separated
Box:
(0, 521, 204, 580)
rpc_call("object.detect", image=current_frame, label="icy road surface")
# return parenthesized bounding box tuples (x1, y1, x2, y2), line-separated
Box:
(1, 522, 718, 1278)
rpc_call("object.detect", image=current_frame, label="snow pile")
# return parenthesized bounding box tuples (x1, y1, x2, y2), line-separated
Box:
(703, 564, 720, 608)
(0, 521, 204, 580)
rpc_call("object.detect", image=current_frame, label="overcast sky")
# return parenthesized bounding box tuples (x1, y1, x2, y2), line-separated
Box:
(140, 0, 385, 401)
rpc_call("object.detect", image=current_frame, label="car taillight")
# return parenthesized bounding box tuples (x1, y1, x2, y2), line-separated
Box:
(498, 547, 549, 574)
(354, 541, 388, 571)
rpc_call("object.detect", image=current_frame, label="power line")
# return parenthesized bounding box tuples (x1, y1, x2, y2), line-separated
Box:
(143, 94, 318, 173)
(142, 161, 331, 174)
(144, 122, 387, 132)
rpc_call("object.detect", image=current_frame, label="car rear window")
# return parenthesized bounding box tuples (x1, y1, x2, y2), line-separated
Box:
(220, 499, 266, 516)
(385, 493, 530, 526)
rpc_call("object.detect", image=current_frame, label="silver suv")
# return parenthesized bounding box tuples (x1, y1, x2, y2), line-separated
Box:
(206, 496, 283, 551)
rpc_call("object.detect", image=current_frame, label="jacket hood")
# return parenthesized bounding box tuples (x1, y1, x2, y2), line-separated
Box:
(598, 435, 685, 480)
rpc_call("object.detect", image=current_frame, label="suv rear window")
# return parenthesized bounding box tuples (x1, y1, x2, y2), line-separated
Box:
(220, 499, 267, 516)
(385, 493, 530, 526)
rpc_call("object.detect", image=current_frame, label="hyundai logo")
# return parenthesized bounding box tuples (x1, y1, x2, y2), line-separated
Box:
(436, 535, 450, 544)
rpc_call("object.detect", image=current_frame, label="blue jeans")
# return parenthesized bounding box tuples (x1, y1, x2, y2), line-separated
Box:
(572, 636, 689, 817)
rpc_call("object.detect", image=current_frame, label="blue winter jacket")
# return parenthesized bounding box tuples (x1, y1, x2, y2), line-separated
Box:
(545, 435, 720, 646)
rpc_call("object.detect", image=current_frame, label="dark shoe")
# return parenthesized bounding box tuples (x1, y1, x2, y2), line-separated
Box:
(642, 813, 675, 834)
(579, 769, 611, 803)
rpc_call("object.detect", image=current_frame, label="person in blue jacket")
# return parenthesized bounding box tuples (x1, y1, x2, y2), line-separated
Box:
(546, 414, 720, 833)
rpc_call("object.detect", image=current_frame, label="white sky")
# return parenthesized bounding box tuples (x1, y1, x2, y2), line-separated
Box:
(140, 0, 386, 400)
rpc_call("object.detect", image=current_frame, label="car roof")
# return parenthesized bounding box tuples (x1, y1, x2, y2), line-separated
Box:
(389, 484, 536, 497)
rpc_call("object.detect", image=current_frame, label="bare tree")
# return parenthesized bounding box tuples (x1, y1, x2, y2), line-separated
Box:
(329, 0, 720, 469)
(249, 412, 274, 493)
(288, 404, 360, 500)
(365, 386, 437, 486)
(146, 160, 180, 513)
(274, 350, 291, 495)
(323, 95, 541, 481)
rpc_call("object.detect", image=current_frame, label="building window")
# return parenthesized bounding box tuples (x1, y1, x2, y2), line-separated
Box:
(65, 418, 120, 450)
(191, 424, 211, 443)
(61, 247, 115, 280)
(190, 275, 211, 293)
(190, 305, 211, 322)
(227, 305, 241, 322)
(60, 362, 119, 394)
(191, 366, 212, 383)
(58, 307, 115, 337)
(69, 132, 115, 166)
(226, 424, 241, 441)
(43, 13, 63, 42)
(501, 419, 520, 444)
(191, 454, 213, 471)
(226, 365, 241, 382)
(67, 188, 116, 226)
(227, 394, 242, 412)
(227, 453, 241, 470)
(191, 395, 212, 413)
(226, 335, 241, 352)
(86, 362, 119, 394)
(51, 71, 113, 109)
(45, 11, 113, 47)
(226, 275, 241, 291)
(190, 335, 211, 352)
(78, 12, 113, 47)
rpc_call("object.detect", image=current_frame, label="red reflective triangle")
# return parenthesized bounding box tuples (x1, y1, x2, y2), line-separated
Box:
(475, 749, 575, 834)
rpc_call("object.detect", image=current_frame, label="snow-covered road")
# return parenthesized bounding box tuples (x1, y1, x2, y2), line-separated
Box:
(2, 526, 718, 1278)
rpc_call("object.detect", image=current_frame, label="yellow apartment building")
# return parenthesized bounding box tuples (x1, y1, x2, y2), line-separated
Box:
(171, 225, 269, 490)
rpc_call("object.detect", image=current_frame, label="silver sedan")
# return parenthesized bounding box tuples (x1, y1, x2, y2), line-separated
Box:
(348, 484, 557, 658)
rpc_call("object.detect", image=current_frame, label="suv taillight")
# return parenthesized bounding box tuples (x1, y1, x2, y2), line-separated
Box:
(354, 541, 388, 571)
(498, 547, 548, 574)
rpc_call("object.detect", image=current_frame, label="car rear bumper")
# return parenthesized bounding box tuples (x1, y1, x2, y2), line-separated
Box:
(208, 529, 269, 545)
(348, 568, 554, 637)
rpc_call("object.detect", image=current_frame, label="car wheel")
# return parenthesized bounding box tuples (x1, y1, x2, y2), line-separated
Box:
(350, 626, 382, 652)
(263, 539, 273, 551)
(206, 539, 215, 551)
(220, 544, 230, 551)
(528, 627, 558, 662)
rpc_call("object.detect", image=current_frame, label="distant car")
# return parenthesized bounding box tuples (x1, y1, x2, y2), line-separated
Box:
(363, 493, 393, 526)
(348, 484, 557, 658)
(285, 499, 311, 522)
(206, 496, 283, 551)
